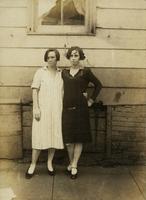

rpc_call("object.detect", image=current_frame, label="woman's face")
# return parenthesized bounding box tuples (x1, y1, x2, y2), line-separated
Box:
(47, 51, 57, 67)
(70, 50, 80, 67)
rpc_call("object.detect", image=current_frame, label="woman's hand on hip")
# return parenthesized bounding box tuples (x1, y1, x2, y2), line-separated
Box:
(83, 92, 88, 99)
(88, 98, 94, 107)
(33, 108, 41, 121)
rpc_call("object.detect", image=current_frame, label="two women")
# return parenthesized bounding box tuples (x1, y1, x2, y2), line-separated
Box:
(26, 46, 102, 179)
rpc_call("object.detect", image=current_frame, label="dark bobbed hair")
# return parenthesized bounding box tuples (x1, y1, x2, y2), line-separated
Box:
(44, 48, 60, 62)
(66, 46, 86, 60)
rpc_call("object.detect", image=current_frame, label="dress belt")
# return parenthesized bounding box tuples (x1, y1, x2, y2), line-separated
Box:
(67, 106, 76, 110)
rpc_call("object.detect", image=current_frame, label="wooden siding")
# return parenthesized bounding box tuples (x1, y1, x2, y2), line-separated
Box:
(0, 0, 27, 7)
(97, 9, 146, 30)
(111, 105, 146, 164)
(0, 8, 26, 27)
(98, 0, 146, 9)
(0, 103, 22, 158)
(1, 48, 146, 68)
(1, 67, 146, 87)
(1, 67, 146, 105)
(1, 87, 146, 106)
(1, 28, 146, 49)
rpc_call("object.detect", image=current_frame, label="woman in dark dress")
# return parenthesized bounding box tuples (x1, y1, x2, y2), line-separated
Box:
(62, 46, 102, 179)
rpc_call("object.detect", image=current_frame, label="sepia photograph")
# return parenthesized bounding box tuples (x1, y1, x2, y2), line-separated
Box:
(0, 0, 146, 199)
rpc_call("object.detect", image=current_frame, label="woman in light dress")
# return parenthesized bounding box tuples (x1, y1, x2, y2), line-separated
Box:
(26, 49, 64, 178)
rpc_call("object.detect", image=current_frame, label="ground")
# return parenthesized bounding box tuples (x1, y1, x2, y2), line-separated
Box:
(0, 159, 146, 200)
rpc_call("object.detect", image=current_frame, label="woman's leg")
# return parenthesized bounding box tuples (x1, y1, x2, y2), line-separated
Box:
(28, 149, 41, 174)
(47, 148, 55, 172)
(71, 143, 83, 175)
(66, 143, 75, 170)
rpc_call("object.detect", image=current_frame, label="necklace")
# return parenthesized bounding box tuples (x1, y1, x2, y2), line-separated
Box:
(70, 68, 80, 77)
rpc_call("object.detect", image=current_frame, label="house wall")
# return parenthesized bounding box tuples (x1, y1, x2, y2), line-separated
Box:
(0, 0, 146, 162)
(110, 105, 146, 164)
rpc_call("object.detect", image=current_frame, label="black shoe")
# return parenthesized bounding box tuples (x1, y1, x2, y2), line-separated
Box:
(25, 169, 34, 179)
(48, 169, 55, 176)
(71, 173, 77, 179)
(70, 167, 78, 179)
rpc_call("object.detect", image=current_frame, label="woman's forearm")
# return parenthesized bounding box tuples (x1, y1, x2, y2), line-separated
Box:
(88, 69, 102, 101)
(32, 89, 39, 109)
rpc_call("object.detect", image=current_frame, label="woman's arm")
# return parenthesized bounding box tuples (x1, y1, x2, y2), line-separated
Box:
(86, 69, 102, 106)
(33, 89, 41, 121)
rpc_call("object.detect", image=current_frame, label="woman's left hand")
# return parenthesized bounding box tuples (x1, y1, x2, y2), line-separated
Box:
(83, 92, 88, 98)
(33, 108, 41, 121)
(88, 98, 94, 107)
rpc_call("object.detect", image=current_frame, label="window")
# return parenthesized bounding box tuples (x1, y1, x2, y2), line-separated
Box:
(28, 0, 96, 35)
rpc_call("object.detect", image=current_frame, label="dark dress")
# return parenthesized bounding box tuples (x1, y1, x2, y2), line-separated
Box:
(62, 68, 102, 143)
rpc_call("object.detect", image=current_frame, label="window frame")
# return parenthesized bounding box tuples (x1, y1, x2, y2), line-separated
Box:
(27, 0, 97, 35)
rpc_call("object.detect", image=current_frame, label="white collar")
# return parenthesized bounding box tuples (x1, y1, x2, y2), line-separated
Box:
(42, 66, 61, 72)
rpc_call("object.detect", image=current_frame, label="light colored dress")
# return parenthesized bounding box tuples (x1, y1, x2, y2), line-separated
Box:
(31, 66, 64, 149)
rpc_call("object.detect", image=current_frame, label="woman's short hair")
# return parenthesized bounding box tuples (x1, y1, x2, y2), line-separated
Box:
(44, 48, 60, 62)
(66, 46, 85, 60)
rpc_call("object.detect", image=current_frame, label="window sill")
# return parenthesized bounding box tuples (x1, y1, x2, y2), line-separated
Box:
(27, 31, 96, 36)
